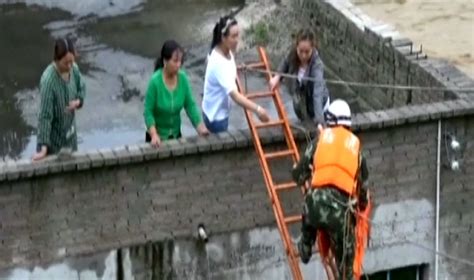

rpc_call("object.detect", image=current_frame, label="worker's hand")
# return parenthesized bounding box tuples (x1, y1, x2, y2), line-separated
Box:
(150, 133, 161, 148)
(256, 106, 270, 122)
(269, 76, 280, 91)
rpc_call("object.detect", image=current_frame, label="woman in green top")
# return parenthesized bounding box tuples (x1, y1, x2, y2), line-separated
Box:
(144, 40, 208, 147)
(33, 38, 86, 161)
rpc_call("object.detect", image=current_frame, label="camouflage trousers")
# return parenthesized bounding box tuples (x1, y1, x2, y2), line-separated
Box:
(299, 187, 356, 280)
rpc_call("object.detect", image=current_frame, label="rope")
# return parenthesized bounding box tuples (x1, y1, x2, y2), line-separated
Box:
(324, 192, 474, 268)
(289, 123, 313, 144)
(244, 66, 249, 94)
(341, 205, 354, 280)
(243, 67, 474, 93)
(293, 126, 474, 272)
(241, 64, 474, 272)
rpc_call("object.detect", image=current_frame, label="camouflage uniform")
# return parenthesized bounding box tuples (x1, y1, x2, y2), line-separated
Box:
(292, 137, 369, 280)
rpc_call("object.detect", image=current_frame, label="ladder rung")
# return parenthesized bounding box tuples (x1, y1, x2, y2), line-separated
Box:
(255, 120, 284, 129)
(284, 215, 301, 224)
(237, 62, 265, 70)
(274, 182, 297, 191)
(246, 92, 274, 99)
(264, 150, 295, 160)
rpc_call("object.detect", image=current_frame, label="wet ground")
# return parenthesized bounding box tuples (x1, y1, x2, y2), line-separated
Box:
(0, 0, 260, 159)
(353, 0, 474, 78)
(4, 0, 469, 160)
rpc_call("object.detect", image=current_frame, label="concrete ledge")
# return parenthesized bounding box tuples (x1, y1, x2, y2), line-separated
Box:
(309, 0, 472, 106)
(0, 98, 473, 183)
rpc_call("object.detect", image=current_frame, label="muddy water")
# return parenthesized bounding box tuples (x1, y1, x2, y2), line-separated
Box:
(352, 0, 474, 78)
(0, 1, 245, 159)
(0, 4, 70, 159)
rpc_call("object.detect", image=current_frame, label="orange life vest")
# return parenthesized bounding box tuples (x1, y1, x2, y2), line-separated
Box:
(311, 126, 360, 196)
(313, 127, 369, 280)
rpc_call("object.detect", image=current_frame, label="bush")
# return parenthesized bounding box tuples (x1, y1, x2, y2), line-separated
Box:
(248, 21, 271, 46)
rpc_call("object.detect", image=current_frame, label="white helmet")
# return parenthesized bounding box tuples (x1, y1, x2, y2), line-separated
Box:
(324, 99, 351, 127)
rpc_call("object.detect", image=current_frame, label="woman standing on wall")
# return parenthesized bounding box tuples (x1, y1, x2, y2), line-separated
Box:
(33, 38, 86, 161)
(269, 29, 330, 127)
(202, 15, 270, 133)
(144, 40, 209, 148)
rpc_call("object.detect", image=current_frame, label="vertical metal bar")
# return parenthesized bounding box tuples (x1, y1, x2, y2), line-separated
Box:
(435, 119, 441, 280)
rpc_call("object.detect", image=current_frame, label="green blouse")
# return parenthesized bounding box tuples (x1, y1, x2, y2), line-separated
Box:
(143, 69, 202, 139)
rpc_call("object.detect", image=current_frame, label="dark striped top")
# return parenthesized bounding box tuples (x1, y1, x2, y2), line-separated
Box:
(37, 63, 86, 154)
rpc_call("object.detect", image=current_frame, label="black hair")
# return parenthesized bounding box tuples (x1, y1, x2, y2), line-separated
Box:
(289, 29, 318, 69)
(210, 16, 238, 54)
(154, 40, 183, 71)
(54, 38, 75, 61)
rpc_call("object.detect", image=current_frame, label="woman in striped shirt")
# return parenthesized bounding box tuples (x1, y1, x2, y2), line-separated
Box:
(33, 38, 86, 161)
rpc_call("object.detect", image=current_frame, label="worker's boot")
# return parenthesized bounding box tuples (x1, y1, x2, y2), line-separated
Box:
(298, 239, 313, 264)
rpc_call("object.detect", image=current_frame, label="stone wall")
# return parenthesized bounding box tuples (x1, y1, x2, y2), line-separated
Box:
(439, 116, 474, 280)
(278, 0, 472, 111)
(1, 0, 474, 278)
(1, 98, 473, 279)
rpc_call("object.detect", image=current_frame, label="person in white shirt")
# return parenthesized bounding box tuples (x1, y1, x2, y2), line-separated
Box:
(202, 16, 270, 133)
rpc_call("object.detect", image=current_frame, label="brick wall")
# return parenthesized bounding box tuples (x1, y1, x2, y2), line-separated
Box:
(1, 0, 474, 277)
(286, 0, 465, 111)
(1, 99, 473, 279)
(439, 116, 474, 279)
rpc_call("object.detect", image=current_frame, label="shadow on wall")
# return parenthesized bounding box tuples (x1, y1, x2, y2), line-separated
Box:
(1, 227, 324, 280)
(1, 195, 437, 280)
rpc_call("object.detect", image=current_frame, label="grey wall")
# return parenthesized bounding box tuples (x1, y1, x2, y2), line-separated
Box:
(1, 98, 474, 279)
(1, 0, 474, 279)
(288, 0, 466, 111)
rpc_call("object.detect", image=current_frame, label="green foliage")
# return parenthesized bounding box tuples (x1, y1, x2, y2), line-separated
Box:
(247, 21, 274, 46)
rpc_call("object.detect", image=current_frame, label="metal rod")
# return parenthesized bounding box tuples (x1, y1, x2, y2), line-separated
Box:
(435, 119, 441, 280)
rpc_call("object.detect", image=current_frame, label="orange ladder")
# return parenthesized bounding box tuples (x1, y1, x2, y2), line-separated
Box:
(236, 47, 307, 280)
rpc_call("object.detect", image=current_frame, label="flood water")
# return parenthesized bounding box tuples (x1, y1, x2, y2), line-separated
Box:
(3, 0, 471, 160)
(0, 0, 246, 159)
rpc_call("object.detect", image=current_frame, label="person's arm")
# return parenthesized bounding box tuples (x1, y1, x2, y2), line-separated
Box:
(358, 151, 370, 209)
(359, 153, 369, 185)
(73, 63, 86, 108)
(214, 62, 270, 122)
(276, 53, 290, 80)
(310, 59, 327, 126)
(229, 90, 260, 113)
(182, 73, 208, 135)
(33, 80, 54, 160)
(292, 138, 318, 186)
(143, 77, 161, 146)
(229, 90, 270, 122)
(270, 54, 291, 90)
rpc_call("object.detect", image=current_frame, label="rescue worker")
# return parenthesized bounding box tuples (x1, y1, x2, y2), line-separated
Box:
(292, 99, 370, 280)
